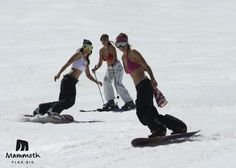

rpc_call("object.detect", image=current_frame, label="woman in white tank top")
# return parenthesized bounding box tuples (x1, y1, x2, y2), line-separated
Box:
(33, 39, 102, 116)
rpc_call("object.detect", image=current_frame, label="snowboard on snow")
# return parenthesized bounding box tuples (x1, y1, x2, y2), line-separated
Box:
(22, 114, 74, 124)
(80, 106, 135, 112)
(131, 130, 200, 147)
(80, 108, 124, 112)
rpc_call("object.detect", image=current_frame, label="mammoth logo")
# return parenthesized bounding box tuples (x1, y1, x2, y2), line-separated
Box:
(16, 139, 29, 151)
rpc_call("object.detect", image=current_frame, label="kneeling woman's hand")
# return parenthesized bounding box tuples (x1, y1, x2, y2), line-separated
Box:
(54, 74, 60, 81)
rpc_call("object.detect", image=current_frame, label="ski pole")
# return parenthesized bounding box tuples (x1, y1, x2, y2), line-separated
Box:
(94, 71, 105, 105)
(112, 64, 120, 100)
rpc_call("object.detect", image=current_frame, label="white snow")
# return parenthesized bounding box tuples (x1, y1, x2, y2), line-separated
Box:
(1, 0, 236, 168)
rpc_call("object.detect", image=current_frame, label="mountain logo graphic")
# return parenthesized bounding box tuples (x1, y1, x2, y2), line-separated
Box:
(16, 139, 29, 151)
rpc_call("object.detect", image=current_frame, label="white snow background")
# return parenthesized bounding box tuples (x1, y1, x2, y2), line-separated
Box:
(0, 0, 236, 168)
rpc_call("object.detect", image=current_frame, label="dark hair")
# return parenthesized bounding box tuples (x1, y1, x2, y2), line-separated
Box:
(126, 45, 131, 51)
(78, 39, 92, 65)
(100, 34, 109, 41)
(77, 48, 91, 65)
(100, 34, 113, 46)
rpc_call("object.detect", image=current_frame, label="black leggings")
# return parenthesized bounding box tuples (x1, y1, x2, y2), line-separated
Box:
(37, 75, 78, 115)
(135, 79, 187, 133)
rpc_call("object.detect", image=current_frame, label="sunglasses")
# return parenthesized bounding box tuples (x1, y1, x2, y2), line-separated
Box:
(115, 41, 128, 48)
(83, 44, 93, 51)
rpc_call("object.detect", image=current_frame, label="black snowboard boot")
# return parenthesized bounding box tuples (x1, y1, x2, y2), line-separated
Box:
(47, 108, 60, 116)
(158, 114, 187, 134)
(33, 107, 44, 116)
(149, 128, 166, 138)
(148, 118, 167, 138)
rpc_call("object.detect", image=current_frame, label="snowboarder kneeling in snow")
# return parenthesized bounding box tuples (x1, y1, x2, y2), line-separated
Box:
(33, 39, 102, 116)
(115, 33, 187, 137)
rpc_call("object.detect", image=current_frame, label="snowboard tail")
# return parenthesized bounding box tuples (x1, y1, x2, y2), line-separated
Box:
(131, 130, 200, 147)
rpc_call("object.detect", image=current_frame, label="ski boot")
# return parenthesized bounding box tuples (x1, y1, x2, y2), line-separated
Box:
(101, 100, 119, 111)
(121, 101, 136, 111)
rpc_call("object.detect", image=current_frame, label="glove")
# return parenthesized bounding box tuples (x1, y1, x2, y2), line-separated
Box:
(92, 65, 98, 73)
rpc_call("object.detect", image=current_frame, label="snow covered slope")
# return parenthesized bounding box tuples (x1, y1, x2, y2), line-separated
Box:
(0, 0, 236, 168)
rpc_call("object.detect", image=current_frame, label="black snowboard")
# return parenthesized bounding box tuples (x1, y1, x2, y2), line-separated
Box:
(131, 130, 200, 147)
(80, 107, 135, 112)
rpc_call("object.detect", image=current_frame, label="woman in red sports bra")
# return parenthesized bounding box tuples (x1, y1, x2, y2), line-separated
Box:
(115, 33, 187, 137)
(92, 34, 135, 111)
